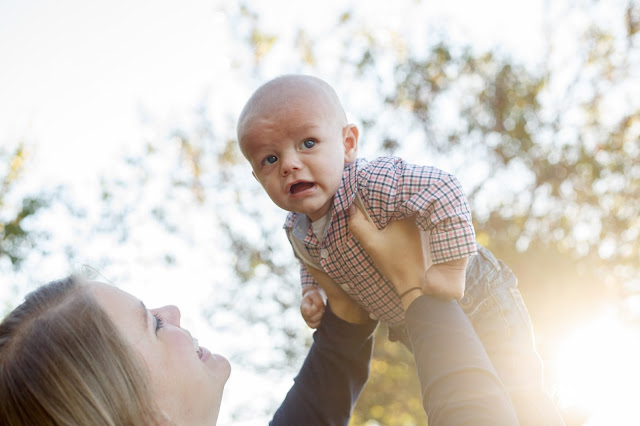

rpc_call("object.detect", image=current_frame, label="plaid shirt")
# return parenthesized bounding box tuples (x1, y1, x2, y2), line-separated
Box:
(284, 157, 477, 325)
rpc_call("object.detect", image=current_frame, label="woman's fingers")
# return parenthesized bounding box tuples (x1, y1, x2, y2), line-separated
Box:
(347, 205, 426, 296)
(347, 205, 379, 251)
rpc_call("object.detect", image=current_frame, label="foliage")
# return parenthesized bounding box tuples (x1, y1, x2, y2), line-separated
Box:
(4, 0, 638, 423)
(0, 143, 49, 267)
(350, 326, 426, 426)
(225, 0, 640, 423)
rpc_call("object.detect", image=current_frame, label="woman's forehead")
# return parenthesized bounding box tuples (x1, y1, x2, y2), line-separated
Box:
(89, 282, 149, 341)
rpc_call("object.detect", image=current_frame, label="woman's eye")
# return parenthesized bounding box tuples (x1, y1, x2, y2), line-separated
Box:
(263, 155, 278, 165)
(300, 140, 316, 150)
(154, 313, 165, 333)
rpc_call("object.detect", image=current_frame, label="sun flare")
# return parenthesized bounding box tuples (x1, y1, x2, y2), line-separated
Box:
(551, 309, 640, 425)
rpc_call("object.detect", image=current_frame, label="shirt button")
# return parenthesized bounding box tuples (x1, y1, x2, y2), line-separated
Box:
(369, 313, 378, 320)
(459, 293, 473, 309)
(341, 284, 350, 291)
(320, 249, 329, 259)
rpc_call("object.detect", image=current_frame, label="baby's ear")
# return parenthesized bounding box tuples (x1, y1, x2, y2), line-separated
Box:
(343, 124, 359, 162)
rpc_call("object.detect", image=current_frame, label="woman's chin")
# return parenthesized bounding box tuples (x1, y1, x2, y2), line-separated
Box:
(202, 348, 231, 381)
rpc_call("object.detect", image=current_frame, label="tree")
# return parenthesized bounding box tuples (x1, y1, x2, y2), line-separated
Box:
(0, 142, 52, 315)
(5, 0, 635, 423)
(0, 143, 49, 266)
(218, 0, 640, 423)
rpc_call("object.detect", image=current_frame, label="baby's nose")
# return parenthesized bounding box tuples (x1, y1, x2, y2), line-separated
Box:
(280, 154, 301, 175)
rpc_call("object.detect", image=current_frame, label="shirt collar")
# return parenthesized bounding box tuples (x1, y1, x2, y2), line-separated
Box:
(333, 158, 366, 213)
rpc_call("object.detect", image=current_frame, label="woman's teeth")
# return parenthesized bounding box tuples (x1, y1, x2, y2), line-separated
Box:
(193, 337, 203, 359)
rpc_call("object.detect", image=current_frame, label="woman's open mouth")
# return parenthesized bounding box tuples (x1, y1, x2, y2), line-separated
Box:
(193, 337, 203, 359)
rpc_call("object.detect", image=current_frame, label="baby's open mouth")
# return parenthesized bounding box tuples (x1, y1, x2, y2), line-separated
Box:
(290, 182, 314, 194)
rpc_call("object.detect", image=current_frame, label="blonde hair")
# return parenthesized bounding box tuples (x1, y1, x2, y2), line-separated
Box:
(0, 276, 163, 425)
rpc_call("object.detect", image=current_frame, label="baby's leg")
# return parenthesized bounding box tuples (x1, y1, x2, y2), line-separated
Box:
(461, 245, 565, 426)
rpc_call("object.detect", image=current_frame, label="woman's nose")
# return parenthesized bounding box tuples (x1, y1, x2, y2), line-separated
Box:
(157, 305, 181, 327)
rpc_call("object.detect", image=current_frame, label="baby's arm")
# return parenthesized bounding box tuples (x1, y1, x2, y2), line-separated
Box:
(361, 158, 476, 299)
(348, 204, 467, 302)
(395, 160, 473, 300)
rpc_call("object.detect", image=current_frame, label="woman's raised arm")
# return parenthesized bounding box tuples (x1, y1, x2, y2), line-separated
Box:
(348, 205, 519, 425)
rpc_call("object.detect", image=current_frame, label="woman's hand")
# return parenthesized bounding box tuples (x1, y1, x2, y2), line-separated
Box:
(347, 205, 427, 310)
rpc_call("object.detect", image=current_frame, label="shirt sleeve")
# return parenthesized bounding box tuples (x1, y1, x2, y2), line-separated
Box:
(300, 263, 319, 290)
(361, 157, 477, 263)
(406, 295, 519, 426)
(270, 305, 378, 426)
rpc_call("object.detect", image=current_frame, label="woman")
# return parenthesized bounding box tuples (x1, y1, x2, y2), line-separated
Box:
(0, 207, 518, 425)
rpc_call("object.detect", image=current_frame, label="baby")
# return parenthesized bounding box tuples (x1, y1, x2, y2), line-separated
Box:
(237, 74, 474, 328)
(237, 74, 565, 425)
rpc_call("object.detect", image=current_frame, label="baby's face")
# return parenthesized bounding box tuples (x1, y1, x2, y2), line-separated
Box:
(239, 94, 357, 221)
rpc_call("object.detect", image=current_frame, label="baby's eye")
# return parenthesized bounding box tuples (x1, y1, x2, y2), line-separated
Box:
(300, 140, 316, 150)
(262, 155, 278, 165)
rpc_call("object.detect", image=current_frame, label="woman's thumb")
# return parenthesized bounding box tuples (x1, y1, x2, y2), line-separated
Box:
(348, 204, 373, 240)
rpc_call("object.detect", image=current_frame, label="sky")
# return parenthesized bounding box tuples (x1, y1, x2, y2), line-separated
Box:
(1, 0, 638, 424)
(1, 0, 232, 179)
(0, 0, 548, 186)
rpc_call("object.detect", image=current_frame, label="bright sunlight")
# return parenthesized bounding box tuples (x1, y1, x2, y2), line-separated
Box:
(551, 308, 640, 425)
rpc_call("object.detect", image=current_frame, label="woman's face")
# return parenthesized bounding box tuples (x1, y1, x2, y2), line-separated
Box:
(90, 282, 230, 425)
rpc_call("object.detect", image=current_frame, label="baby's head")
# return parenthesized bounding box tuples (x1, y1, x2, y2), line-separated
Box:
(237, 74, 346, 141)
(237, 74, 358, 221)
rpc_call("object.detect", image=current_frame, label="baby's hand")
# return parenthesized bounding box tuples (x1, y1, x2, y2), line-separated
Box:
(300, 288, 326, 328)
(424, 257, 468, 300)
